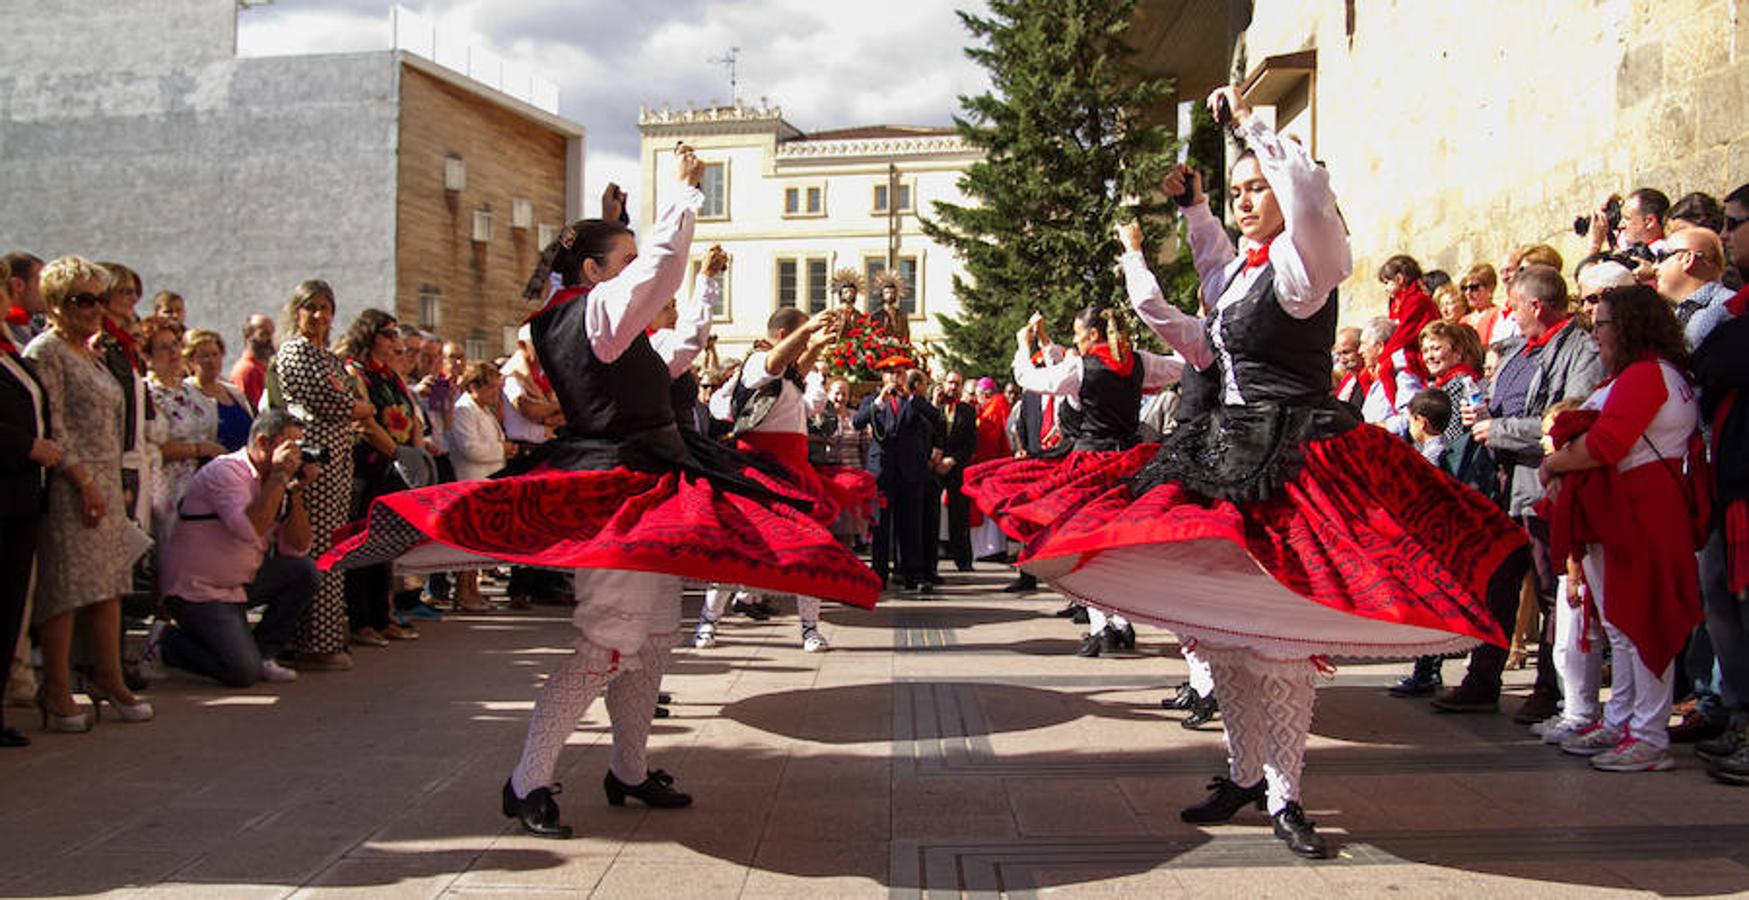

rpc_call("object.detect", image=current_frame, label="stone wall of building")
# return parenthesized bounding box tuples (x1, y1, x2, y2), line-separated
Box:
(0, 0, 402, 339)
(1238, 0, 1749, 318)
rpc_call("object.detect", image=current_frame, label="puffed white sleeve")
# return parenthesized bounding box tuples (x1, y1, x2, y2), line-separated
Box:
(1122, 251, 1214, 371)
(1011, 344, 1082, 397)
(587, 186, 703, 363)
(1137, 349, 1184, 391)
(1235, 115, 1352, 318)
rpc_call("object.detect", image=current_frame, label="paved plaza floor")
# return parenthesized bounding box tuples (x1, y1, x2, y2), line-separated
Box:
(2, 566, 1747, 898)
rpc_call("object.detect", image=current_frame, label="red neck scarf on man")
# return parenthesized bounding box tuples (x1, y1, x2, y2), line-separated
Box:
(1337, 367, 1373, 402)
(1523, 315, 1573, 351)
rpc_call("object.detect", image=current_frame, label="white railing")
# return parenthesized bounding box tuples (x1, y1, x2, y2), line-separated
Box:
(390, 5, 559, 114)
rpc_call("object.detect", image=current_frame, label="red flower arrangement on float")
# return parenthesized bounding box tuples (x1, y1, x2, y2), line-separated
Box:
(827, 308, 917, 383)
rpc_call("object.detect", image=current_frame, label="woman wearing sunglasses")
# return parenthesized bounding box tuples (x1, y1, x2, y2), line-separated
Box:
(22, 256, 154, 732)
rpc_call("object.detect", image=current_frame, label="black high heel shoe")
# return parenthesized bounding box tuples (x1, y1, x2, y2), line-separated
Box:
(501, 779, 572, 839)
(604, 769, 692, 808)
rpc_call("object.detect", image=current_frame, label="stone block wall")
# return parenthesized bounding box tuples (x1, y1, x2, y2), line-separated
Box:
(1238, 0, 1748, 319)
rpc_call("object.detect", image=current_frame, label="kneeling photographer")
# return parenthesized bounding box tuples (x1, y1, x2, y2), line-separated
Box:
(157, 410, 322, 687)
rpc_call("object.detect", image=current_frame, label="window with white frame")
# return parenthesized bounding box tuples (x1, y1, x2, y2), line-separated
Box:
(537, 223, 558, 249)
(511, 197, 534, 230)
(783, 183, 825, 218)
(699, 161, 728, 219)
(774, 255, 831, 313)
(471, 207, 493, 243)
(864, 254, 921, 317)
(417, 286, 443, 329)
(872, 180, 914, 215)
(465, 330, 488, 364)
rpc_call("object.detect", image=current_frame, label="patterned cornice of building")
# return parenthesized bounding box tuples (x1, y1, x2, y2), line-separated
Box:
(774, 134, 981, 162)
(638, 102, 801, 139)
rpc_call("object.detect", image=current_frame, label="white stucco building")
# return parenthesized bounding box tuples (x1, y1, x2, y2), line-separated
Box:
(637, 103, 982, 360)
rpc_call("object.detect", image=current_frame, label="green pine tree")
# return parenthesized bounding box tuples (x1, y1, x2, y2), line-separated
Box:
(922, 0, 1180, 377)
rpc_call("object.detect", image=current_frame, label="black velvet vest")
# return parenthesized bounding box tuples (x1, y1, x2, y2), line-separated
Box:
(1073, 351, 1145, 451)
(1215, 262, 1340, 406)
(520, 288, 686, 471)
(1132, 265, 1358, 502)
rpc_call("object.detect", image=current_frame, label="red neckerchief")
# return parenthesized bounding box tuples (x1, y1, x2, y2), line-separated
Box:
(1523, 315, 1573, 351)
(5, 305, 28, 327)
(1375, 352, 1402, 407)
(1432, 363, 1482, 388)
(1087, 342, 1134, 377)
(1243, 240, 1272, 271)
(524, 285, 590, 325)
(1337, 367, 1373, 401)
(1727, 283, 1749, 318)
(101, 317, 142, 372)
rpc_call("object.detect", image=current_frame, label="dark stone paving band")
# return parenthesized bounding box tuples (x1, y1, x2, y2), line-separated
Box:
(889, 826, 1749, 897)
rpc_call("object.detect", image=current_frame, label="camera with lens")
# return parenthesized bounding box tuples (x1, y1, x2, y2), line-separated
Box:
(1573, 196, 1622, 241)
(297, 441, 329, 465)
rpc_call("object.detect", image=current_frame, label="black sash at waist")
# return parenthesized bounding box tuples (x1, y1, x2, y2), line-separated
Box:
(1129, 398, 1360, 503)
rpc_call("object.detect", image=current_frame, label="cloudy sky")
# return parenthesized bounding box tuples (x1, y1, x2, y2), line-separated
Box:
(238, 0, 993, 221)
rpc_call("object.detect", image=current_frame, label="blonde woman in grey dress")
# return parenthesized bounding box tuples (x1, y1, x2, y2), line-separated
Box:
(273, 280, 371, 671)
(23, 256, 153, 732)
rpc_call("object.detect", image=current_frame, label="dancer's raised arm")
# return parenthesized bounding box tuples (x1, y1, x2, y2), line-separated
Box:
(588, 148, 705, 363)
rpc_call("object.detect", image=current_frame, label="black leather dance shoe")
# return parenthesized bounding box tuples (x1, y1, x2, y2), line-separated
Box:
(604, 768, 692, 808)
(1180, 692, 1221, 730)
(1271, 801, 1331, 858)
(501, 779, 572, 839)
(1161, 684, 1200, 711)
(1179, 776, 1266, 824)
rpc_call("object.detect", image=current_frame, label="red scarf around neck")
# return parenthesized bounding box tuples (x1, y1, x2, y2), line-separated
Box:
(1432, 363, 1481, 388)
(1523, 315, 1573, 351)
(1243, 240, 1272, 271)
(101, 317, 142, 372)
(1087, 342, 1134, 377)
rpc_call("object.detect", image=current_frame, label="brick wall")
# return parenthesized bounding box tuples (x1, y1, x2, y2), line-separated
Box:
(395, 65, 569, 357)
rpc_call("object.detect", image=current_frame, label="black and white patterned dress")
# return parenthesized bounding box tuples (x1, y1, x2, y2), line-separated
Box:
(276, 335, 358, 655)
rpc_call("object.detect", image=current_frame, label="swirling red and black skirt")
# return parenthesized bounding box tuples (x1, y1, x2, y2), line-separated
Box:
(963, 448, 1142, 545)
(318, 462, 881, 608)
(1004, 423, 1527, 659)
(737, 431, 879, 526)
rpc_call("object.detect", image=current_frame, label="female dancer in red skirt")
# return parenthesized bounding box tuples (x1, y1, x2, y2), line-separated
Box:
(321, 148, 878, 838)
(989, 88, 1528, 858)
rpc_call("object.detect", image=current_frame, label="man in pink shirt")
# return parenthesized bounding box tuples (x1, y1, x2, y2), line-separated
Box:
(157, 409, 318, 686)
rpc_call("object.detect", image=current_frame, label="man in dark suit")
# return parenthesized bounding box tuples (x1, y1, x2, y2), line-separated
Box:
(854, 365, 942, 589)
(928, 371, 978, 574)
(1, 313, 61, 747)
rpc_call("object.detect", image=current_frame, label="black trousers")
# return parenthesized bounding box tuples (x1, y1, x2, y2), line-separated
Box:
(872, 476, 926, 585)
(0, 514, 36, 732)
(1463, 538, 1542, 694)
(943, 472, 972, 569)
(921, 480, 943, 577)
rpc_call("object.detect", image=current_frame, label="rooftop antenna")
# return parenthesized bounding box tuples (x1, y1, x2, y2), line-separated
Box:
(709, 46, 741, 104)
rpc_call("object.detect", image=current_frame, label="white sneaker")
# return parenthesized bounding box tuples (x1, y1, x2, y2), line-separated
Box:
(1538, 716, 1597, 745)
(1590, 736, 1675, 772)
(693, 625, 716, 649)
(1559, 722, 1623, 756)
(801, 627, 829, 653)
(259, 659, 299, 683)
